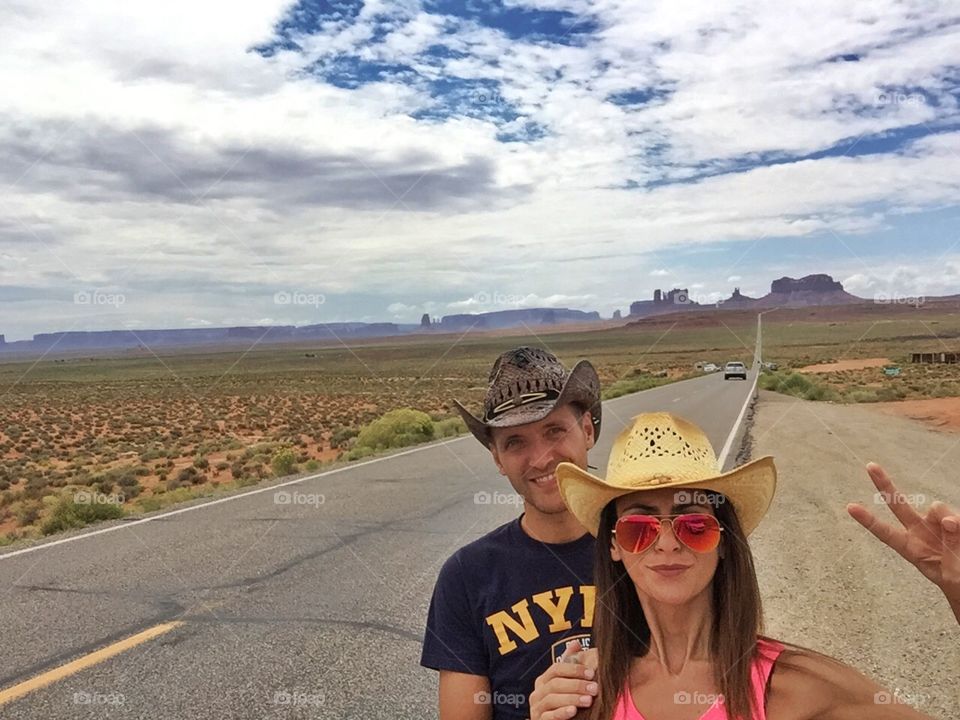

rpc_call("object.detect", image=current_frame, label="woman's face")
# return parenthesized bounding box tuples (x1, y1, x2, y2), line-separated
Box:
(611, 487, 721, 606)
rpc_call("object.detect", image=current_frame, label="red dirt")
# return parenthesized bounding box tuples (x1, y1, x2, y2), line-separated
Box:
(867, 397, 960, 433)
(798, 358, 892, 373)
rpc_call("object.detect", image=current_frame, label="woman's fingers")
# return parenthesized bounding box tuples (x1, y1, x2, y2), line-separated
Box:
(865, 462, 922, 528)
(847, 502, 908, 557)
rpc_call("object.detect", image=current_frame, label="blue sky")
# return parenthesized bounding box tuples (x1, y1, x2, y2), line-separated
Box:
(1, 0, 960, 340)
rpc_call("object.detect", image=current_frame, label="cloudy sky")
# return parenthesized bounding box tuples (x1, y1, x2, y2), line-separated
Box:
(2, 0, 959, 340)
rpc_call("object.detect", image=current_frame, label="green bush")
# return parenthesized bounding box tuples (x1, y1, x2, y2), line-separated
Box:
(16, 500, 43, 526)
(354, 408, 435, 452)
(271, 447, 298, 477)
(433, 417, 467, 438)
(330, 427, 359, 448)
(41, 496, 124, 535)
(346, 446, 375, 462)
(304, 459, 320, 472)
(603, 375, 662, 400)
(760, 371, 836, 401)
(177, 466, 201, 485)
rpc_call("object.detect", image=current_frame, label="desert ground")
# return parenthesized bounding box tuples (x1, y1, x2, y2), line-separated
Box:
(3, 300, 960, 543)
(749, 390, 959, 719)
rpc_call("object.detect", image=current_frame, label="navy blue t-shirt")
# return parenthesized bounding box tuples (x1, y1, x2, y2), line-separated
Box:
(420, 516, 595, 720)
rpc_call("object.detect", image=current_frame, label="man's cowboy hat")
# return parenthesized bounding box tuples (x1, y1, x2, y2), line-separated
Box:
(453, 346, 602, 447)
(555, 412, 776, 536)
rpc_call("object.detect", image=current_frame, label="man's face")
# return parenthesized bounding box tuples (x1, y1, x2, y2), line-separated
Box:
(489, 404, 595, 515)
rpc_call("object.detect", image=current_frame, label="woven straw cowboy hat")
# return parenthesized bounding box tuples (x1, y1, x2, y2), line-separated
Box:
(454, 346, 602, 447)
(555, 412, 777, 536)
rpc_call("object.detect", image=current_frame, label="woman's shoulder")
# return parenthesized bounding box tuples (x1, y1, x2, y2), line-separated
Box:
(765, 645, 908, 720)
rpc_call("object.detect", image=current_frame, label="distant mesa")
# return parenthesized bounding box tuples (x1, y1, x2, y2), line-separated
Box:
(2, 308, 600, 355)
(436, 308, 599, 332)
(0, 274, 937, 356)
(626, 274, 861, 319)
(722, 287, 756, 305)
(755, 273, 861, 307)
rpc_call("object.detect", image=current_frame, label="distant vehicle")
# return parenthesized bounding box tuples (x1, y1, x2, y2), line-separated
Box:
(702, 363, 719, 373)
(762, 361, 778, 370)
(724, 361, 747, 380)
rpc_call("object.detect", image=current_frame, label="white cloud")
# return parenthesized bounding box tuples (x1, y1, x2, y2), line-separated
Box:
(1, 1, 959, 339)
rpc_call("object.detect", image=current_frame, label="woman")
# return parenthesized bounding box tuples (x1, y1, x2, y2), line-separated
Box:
(533, 411, 944, 720)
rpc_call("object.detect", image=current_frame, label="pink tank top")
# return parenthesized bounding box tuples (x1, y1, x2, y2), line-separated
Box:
(611, 637, 784, 720)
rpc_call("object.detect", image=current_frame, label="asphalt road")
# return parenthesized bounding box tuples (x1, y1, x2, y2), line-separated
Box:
(0, 366, 759, 719)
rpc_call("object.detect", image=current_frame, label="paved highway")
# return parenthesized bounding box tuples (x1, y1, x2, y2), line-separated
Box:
(0, 350, 760, 719)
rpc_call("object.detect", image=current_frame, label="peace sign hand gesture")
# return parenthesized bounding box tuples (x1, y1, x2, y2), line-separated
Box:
(847, 462, 960, 623)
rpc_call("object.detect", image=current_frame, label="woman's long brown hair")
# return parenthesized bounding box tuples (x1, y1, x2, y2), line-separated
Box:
(588, 492, 764, 720)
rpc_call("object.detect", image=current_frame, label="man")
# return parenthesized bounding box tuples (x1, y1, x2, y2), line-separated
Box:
(420, 346, 602, 720)
(422, 346, 960, 720)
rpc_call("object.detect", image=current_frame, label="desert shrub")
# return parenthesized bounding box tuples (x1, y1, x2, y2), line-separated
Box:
(304, 459, 320, 472)
(845, 390, 880, 403)
(760, 371, 836, 401)
(354, 409, 435, 452)
(271, 448, 298, 477)
(602, 374, 662, 400)
(16, 500, 43, 526)
(94, 478, 114, 495)
(215, 461, 230, 472)
(346, 446, 375, 461)
(433, 417, 467, 438)
(41, 496, 124, 535)
(193, 456, 209, 470)
(330, 427, 359, 448)
(115, 473, 142, 497)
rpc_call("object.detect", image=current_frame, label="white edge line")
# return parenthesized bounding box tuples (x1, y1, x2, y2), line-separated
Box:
(0, 436, 469, 561)
(717, 315, 762, 469)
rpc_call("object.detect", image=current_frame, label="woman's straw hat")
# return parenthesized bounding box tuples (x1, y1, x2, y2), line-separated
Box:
(556, 412, 777, 536)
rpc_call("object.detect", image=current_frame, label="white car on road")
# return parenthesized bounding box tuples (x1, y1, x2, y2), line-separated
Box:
(724, 361, 747, 380)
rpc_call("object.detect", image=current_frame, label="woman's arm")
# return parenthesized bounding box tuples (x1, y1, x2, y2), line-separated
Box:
(767, 649, 934, 720)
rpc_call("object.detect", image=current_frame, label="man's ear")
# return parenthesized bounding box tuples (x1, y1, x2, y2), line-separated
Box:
(489, 439, 507, 476)
(583, 410, 596, 450)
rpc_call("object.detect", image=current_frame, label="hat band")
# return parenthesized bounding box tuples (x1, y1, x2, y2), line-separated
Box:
(484, 388, 561, 422)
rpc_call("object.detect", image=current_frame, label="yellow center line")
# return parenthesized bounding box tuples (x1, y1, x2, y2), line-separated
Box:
(0, 621, 183, 707)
